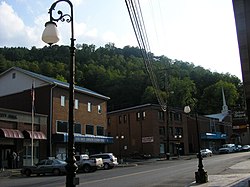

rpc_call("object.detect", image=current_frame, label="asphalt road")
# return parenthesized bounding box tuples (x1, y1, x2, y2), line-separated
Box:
(1, 152, 250, 187)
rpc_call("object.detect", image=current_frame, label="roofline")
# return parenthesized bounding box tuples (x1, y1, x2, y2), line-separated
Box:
(107, 103, 180, 114)
(6, 67, 110, 101)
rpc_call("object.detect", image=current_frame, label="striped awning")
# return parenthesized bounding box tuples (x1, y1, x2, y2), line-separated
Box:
(23, 130, 47, 140)
(0, 128, 24, 139)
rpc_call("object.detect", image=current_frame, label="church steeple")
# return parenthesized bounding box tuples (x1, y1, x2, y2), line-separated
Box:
(221, 87, 228, 114)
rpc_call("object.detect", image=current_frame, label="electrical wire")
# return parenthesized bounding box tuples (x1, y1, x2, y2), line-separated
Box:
(125, 0, 167, 111)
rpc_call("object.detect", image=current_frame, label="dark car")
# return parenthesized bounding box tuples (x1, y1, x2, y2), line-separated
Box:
(21, 159, 67, 177)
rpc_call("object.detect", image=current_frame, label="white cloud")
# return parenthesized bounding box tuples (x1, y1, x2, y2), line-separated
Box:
(0, 1, 46, 48)
(0, 2, 25, 39)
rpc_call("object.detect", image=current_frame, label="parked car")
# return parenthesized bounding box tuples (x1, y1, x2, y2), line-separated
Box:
(219, 144, 236, 154)
(200, 149, 213, 157)
(21, 159, 67, 177)
(75, 154, 103, 173)
(90, 153, 118, 169)
(242, 145, 250, 151)
(235, 145, 243, 152)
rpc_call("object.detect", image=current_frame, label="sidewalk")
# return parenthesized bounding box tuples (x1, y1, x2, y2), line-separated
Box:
(0, 168, 20, 178)
(188, 159, 250, 187)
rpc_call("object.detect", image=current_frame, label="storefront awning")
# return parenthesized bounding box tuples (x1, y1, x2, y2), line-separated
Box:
(0, 128, 24, 139)
(23, 130, 47, 140)
(53, 133, 113, 144)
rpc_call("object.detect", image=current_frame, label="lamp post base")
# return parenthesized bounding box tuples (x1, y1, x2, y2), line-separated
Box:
(195, 170, 208, 183)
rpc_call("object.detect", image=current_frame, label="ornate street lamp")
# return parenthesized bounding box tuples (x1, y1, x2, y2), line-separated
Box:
(184, 105, 208, 184)
(42, 0, 78, 186)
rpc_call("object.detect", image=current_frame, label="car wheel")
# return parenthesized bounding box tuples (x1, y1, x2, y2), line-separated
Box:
(83, 165, 91, 173)
(25, 169, 31, 177)
(53, 168, 60, 176)
(104, 163, 110, 170)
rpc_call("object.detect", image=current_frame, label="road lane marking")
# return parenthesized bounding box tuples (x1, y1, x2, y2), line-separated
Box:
(79, 167, 166, 185)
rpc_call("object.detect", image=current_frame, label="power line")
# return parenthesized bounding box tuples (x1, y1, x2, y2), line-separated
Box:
(125, 0, 167, 111)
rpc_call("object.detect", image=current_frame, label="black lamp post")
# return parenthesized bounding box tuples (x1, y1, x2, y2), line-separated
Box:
(42, 0, 78, 186)
(184, 105, 208, 184)
(116, 135, 125, 163)
(174, 134, 182, 158)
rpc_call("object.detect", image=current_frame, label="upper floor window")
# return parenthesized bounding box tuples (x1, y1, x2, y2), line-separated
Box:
(97, 126, 104, 136)
(98, 105, 102, 114)
(123, 115, 127, 123)
(174, 113, 182, 121)
(136, 112, 141, 120)
(88, 102, 92, 112)
(61, 96, 65, 107)
(142, 111, 146, 119)
(108, 118, 111, 126)
(175, 127, 183, 136)
(12, 73, 16, 79)
(86, 125, 94, 135)
(119, 116, 122, 124)
(158, 111, 164, 120)
(75, 99, 79, 109)
(159, 126, 165, 135)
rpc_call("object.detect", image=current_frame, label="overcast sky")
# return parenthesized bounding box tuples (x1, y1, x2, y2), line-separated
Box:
(0, 0, 243, 79)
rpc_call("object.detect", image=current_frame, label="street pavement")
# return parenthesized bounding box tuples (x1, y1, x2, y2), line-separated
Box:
(1, 156, 250, 187)
(188, 159, 250, 187)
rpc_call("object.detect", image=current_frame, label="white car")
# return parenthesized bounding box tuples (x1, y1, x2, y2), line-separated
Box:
(219, 144, 236, 154)
(200, 149, 213, 157)
(90, 153, 118, 169)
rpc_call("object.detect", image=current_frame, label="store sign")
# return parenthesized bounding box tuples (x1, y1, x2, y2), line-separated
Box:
(233, 111, 246, 119)
(142, 136, 154, 143)
(0, 113, 17, 120)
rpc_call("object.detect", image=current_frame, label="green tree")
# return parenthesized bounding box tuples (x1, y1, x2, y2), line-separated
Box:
(200, 80, 239, 114)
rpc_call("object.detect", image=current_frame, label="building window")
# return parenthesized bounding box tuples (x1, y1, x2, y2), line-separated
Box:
(88, 102, 92, 112)
(61, 96, 65, 107)
(108, 118, 111, 126)
(142, 111, 146, 119)
(75, 99, 79, 109)
(119, 116, 122, 124)
(12, 73, 16, 79)
(123, 115, 127, 123)
(57, 121, 68, 133)
(158, 111, 164, 120)
(98, 105, 102, 114)
(175, 127, 183, 136)
(169, 112, 173, 121)
(169, 127, 173, 137)
(174, 113, 182, 121)
(159, 127, 165, 135)
(136, 112, 141, 120)
(86, 125, 94, 135)
(74, 123, 81, 134)
(97, 126, 104, 136)
(57, 121, 82, 134)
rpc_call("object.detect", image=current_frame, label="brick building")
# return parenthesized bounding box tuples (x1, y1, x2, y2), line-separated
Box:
(107, 104, 189, 158)
(107, 104, 233, 158)
(0, 67, 113, 159)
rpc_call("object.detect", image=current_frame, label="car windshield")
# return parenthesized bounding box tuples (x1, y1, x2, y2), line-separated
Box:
(54, 159, 67, 164)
